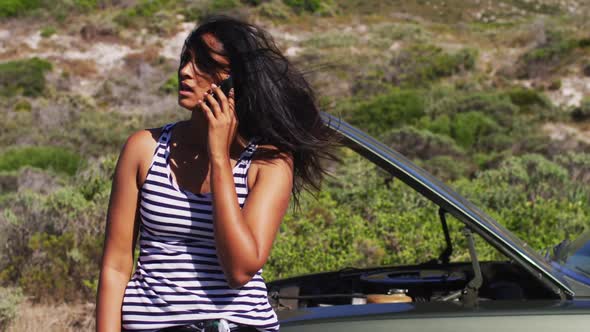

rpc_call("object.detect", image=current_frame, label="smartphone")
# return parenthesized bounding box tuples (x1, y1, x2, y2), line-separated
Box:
(218, 76, 233, 97)
(206, 76, 233, 106)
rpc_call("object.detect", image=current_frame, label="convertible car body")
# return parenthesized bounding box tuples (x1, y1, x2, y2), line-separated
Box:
(265, 112, 590, 331)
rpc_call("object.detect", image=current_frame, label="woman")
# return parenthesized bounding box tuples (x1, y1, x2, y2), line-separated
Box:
(96, 14, 338, 332)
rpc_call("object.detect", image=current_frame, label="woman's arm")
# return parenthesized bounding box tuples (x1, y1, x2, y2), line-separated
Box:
(199, 83, 294, 288)
(95, 130, 151, 332)
(210, 152, 294, 289)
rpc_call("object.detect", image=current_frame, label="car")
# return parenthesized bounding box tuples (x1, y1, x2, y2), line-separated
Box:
(264, 112, 590, 332)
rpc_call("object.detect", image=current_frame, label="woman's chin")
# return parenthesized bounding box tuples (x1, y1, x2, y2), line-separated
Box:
(178, 97, 198, 111)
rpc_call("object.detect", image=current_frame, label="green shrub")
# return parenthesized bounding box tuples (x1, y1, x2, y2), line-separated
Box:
(40, 25, 56, 38)
(554, 152, 590, 186)
(0, 57, 52, 97)
(417, 113, 452, 136)
(387, 44, 478, 87)
(0, 182, 107, 302)
(419, 155, 472, 181)
(78, 154, 117, 201)
(515, 29, 581, 78)
(159, 73, 178, 95)
(368, 22, 426, 42)
(13, 98, 32, 112)
(504, 87, 553, 114)
(63, 110, 131, 157)
(114, 0, 175, 29)
(258, 0, 292, 20)
(381, 125, 465, 160)
(454, 154, 590, 251)
(0, 0, 41, 17)
(571, 98, 590, 121)
(425, 90, 518, 127)
(0, 287, 23, 330)
(19, 232, 103, 302)
(467, 154, 571, 205)
(301, 31, 358, 49)
(451, 111, 500, 149)
(0, 146, 84, 176)
(0, 0, 100, 18)
(283, 0, 322, 13)
(344, 87, 426, 135)
(265, 148, 509, 281)
(209, 0, 241, 11)
(523, 30, 578, 63)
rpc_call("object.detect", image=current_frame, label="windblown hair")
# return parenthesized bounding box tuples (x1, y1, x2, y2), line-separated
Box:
(179, 14, 341, 208)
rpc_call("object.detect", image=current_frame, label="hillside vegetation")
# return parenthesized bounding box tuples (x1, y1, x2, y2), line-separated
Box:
(1, 0, 590, 330)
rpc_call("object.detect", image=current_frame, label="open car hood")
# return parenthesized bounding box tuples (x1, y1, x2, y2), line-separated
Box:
(320, 112, 575, 298)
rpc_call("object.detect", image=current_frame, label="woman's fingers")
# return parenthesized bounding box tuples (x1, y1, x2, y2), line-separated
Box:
(203, 93, 221, 117)
(228, 88, 235, 114)
(198, 100, 215, 122)
(211, 83, 228, 114)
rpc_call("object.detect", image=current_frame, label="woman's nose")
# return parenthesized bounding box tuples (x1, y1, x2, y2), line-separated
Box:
(179, 61, 196, 78)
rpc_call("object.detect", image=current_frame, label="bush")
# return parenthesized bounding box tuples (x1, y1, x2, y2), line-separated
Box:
(0, 57, 52, 97)
(451, 111, 500, 149)
(0, 146, 84, 176)
(0, 287, 23, 330)
(419, 155, 472, 181)
(282, 0, 322, 13)
(515, 29, 581, 78)
(0, 0, 101, 19)
(265, 147, 511, 281)
(386, 44, 478, 87)
(368, 22, 427, 42)
(114, 0, 175, 30)
(504, 87, 553, 113)
(380, 126, 465, 160)
(571, 98, 590, 122)
(301, 31, 358, 49)
(0, 183, 107, 302)
(466, 154, 571, 205)
(77, 154, 117, 201)
(343, 87, 426, 136)
(158, 73, 178, 95)
(425, 90, 519, 127)
(0, 0, 41, 17)
(554, 152, 590, 186)
(19, 232, 103, 302)
(258, 0, 292, 20)
(454, 155, 590, 251)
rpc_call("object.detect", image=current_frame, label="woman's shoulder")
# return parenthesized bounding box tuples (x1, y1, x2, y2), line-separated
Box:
(125, 126, 163, 151)
(251, 143, 294, 171)
(120, 122, 177, 161)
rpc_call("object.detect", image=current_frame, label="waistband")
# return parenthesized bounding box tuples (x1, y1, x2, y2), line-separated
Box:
(153, 318, 242, 332)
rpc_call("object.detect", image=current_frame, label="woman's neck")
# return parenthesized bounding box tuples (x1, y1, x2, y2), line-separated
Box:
(177, 111, 247, 155)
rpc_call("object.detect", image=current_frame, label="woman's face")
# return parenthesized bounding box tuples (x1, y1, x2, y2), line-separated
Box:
(177, 32, 230, 111)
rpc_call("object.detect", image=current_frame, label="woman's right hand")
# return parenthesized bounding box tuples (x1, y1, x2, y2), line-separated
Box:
(95, 130, 151, 332)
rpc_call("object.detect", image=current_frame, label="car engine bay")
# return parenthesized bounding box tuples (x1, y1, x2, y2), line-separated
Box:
(267, 259, 560, 311)
(267, 207, 564, 311)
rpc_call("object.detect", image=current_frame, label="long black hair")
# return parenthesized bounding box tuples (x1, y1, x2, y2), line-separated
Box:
(179, 14, 341, 209)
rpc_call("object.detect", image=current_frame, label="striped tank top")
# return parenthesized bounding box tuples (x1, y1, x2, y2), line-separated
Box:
(121, 122, 280, 331)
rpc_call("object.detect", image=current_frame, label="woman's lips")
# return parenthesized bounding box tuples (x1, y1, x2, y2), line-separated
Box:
(180, 81, 194, 91)
(179, 89, 193, 96)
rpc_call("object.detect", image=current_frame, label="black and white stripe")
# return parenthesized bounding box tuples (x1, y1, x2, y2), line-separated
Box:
(121, 122, 279, 332)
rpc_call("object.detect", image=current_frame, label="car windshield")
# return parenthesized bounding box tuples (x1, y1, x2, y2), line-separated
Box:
(551, 230, 590, 279)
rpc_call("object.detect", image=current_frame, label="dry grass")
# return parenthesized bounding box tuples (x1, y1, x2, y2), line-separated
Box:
(123, 44, 162, 67)
(59, 58, 99, 78)
(8, 300, 95, 332)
